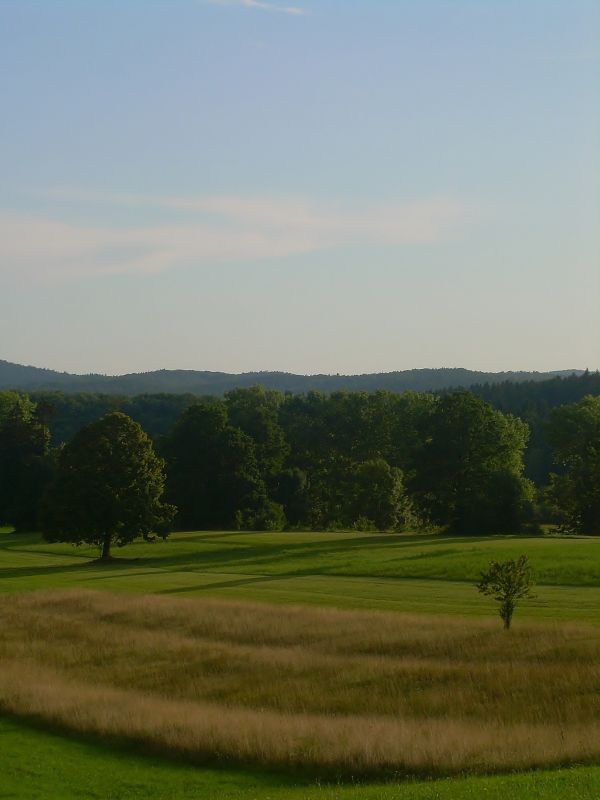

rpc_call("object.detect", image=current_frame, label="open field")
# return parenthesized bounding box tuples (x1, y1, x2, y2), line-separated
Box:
(1, 529, 600, 622)
(1, 589, 599, 778)
(2, 528, 599, 797)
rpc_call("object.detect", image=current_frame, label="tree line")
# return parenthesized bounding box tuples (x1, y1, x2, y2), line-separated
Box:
(20, 370, 600, 487)
(1, 385, 598, 537)
(467, 370, 600, 485)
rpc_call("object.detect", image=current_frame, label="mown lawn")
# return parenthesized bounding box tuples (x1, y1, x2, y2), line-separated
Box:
(1, 528, 599, 622)
(2, 716, 600, 800)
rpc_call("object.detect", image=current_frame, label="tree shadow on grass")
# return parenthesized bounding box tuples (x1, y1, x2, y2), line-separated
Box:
(125, 533, 440, 574)
(0, 531, 54, 550)
(157, 573, 296, 594)
(0, 531, 535, 586)
(152, 567, 473, 597)
(0, 555, 147, 581)
(0, 561, 112, 581)
(145, 534, 494, 579)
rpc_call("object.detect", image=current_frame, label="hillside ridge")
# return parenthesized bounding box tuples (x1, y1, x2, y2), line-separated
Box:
(0, 359, 585, 396)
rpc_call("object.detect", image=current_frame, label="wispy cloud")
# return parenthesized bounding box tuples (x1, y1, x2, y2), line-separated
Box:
(1, 191, 476, 283)
(208, 0, 306, 16)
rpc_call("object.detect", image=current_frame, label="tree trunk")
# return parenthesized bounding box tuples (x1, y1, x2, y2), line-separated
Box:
(501, 601, 513, 629)
(101, 533, 111, 560)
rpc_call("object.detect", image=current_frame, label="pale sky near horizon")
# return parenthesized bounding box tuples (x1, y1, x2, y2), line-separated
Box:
(1, 0, 599, 376)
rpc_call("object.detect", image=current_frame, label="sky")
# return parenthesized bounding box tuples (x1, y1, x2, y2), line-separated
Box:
(1, 0, 599, 376)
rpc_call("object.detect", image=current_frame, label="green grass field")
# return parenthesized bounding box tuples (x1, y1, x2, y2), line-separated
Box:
(1, 528, 599, 622)
(2, 527, 599, 798)
(2, 717, 600, 800)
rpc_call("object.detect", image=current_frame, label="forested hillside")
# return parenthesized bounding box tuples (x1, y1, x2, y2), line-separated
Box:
(0, 359, 584, 395)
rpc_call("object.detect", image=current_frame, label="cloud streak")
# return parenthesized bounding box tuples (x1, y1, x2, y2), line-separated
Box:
(208, 0, 306, 16)
(1, 192, 475, 283)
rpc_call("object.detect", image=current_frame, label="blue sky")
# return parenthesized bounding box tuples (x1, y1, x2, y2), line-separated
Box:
(1, 0, 598, 375)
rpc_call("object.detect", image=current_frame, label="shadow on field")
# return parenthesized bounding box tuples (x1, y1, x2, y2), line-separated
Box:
(1, 712, 310, 788)
(157, 573, 296, 594)
(124, 533, 445, 574)
(0, 559, 137, 581)
(0, 530, 532, 586)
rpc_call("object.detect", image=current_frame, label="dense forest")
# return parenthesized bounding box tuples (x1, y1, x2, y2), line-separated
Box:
(468, 370, 600, 484)
(1, 372, 599, 537)
(21, 369, 600, 486)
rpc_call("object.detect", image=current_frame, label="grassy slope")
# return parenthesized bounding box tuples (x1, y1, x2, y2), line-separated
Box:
(3, 717, 600, 800)
(1, 529, 599, 622)
(2, 528, 599, 798)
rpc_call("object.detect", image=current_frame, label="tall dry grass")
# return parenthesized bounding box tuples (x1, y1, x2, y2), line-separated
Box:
(1, 589, 599, 776)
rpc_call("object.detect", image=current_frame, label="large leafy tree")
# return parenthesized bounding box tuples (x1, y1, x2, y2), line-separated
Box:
(163, 401, 271, 530)
(0, 392, 52, 531)
(224, 387, 289, 489)
(546, 395, 600, 535)
(279, 391, 330, 476)
(278, 390, 432, 530)
(412, 392, 533, 533)
(42, 412, 175, 559)
(355, 391, 436, 477)
(278, 392, 341, 529)
(349, 458, 407, 531)
(272, 467, 309, 527)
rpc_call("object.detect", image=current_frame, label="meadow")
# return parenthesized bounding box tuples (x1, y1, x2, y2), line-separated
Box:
(2, 528, 600, 620)
(1, 527, 599, 798)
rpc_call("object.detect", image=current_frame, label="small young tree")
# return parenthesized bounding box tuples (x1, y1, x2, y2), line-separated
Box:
(477, 555, 535, 629)
(42, 412, 175, 559)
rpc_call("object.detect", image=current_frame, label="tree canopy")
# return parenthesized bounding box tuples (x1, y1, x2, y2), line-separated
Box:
(5, 383, 598, 536)
(0, 392, 52, 531)
(412, 392, 533, 533)
(546, 395, 600, 535)
(477, 555, 536, 629)
(162, 402, 273, 530)
(42, 412, 175, 558)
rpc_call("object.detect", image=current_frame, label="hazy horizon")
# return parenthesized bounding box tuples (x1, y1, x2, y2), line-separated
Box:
(2, 356, 589, 379)
(1, 1, 599, 375)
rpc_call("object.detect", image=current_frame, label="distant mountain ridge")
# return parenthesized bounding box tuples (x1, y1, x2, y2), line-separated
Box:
(0, 359, 585, 396)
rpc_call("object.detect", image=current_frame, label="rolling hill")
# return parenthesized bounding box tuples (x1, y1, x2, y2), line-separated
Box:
(0, 359, 584, 396)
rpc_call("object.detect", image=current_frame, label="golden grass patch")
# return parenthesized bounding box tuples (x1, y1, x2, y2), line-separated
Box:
(2, 589, 599, 776)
